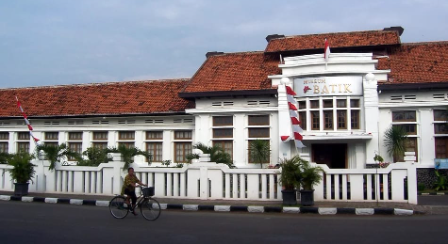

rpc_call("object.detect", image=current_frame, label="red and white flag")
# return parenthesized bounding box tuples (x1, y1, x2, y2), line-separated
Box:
(16, 96, 39, 143)
(324, 39, 331, 62)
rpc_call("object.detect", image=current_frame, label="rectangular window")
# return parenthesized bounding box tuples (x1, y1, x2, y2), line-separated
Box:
(213, 128, 233, 138)
(337, 99, 346, 108)
(324, 111, 333, 130)
(248, 128, 270, 138)
(0, 133, 9, 140)
(69, 132, 83, 140)
(0, 142, 8, 153)
(323, 99, 333, 108)
(248, 140, 270, 164)
(248, 115, 269, 126)
(174, 142, 192, 163)
(146, 131, 163, 140)
(45, 132, 59, 140)
(174, 131, 192, 139)
(434, 110, 448, 121)
(397, 124, 417, 135)
(118, 131, 135, 140)
(146, 142, 163, 162)
(392, 111, 416, 122)
(310, 100, 319, 109)
(337, 110, 347, 129)
(213, 141, 233, 159)
(435, 124, 448, 134)
(92, 142, 108, 149)
(311, 111, 320, 130)
(299, 112, 307, 130)
(213, 116, 233, 126)
(118, 142, 135, 148)
(68, 143, 82, 161)
(45, 142, 58, 147)
(93, 132, 108, 140)
(17, 142, 30, 153)
(350, 99, 360, 108)
(402, 138, 418, 161)
(435, 137, 448, 158)
(18, 132, 30, 140)
(351, 110, 360, 129)
(298, 101, 306, 109)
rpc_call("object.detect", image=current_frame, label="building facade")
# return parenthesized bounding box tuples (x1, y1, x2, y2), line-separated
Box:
(1, 26, 448, 177)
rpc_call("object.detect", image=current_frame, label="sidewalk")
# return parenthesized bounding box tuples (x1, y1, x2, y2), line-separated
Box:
(2, 191, 448, 215)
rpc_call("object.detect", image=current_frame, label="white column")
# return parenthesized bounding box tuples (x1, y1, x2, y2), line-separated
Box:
(82, 131, 91, 151)
(108, 131, 116, 148)
(277, 78, 293, 160)
(162, 130, 172, 161)
(419, 108, 434, 165)
(233, 114, 246, 167)
(363, 73, 380, 166)
(8, 132, 15, 153)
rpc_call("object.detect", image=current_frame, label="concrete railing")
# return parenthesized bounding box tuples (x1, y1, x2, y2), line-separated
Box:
(0, 153, 418, 204)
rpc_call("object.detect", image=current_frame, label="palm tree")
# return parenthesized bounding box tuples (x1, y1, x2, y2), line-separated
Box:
(0, 152, 11, 164)
(109, 145, 152, 170)
(248, 139, 270, 168)
(74, 147, 112, 167)
(384, 125, 408, 162)
(36, 143, 79, 170)
(187, 142, 234, 168)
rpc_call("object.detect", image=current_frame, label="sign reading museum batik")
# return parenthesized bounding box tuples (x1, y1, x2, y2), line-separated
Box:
(293, 76, 363, 97)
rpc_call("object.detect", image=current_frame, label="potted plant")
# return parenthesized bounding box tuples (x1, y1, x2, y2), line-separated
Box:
(8, 152, 36, 196)
(278, 155, 302, 205)
(298, 160, 323, 206)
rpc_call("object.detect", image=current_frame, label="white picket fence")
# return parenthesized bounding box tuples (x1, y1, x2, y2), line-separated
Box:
(0, 153, 418, 204)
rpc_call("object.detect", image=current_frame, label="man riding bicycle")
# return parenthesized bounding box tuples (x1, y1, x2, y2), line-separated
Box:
(121, 167, 147, 215)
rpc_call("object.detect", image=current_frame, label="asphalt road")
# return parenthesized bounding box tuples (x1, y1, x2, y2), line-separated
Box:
(1, 201, 448, 244)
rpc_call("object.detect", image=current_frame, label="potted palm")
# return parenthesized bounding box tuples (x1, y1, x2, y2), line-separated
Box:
(298, 160, 323, 206)
(278, 155, 302, 205)
(8, 152, 36, 196)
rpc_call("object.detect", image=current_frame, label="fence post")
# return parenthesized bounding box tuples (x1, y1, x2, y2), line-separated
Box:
(110, 153, 124, 195)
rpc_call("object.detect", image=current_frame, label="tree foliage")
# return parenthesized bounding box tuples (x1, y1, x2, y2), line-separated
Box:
(384, 126, 407, 162)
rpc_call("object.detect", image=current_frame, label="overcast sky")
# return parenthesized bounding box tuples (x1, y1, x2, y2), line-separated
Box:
(0, 0, 447, 89)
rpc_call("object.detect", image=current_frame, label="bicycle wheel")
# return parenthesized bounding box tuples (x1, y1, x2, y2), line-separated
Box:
(140, 198, 161, 221)
(109, 196, 129, 219)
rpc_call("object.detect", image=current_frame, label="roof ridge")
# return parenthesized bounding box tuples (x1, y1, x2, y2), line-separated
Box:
(208, 50, 264, 57)
(278, 29, 395, 40)
(0, 78, 190, 91)
(401, 41, 448, 46)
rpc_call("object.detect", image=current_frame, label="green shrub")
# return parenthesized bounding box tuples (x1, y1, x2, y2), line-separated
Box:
(417, 183, 426, 191)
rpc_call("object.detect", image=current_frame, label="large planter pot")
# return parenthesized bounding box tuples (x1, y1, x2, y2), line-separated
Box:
(14, 183, 29, 196)
(281, 189, 297, 206)
(300, 189, 315, 206)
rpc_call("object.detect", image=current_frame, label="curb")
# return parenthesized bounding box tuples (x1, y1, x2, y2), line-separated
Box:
(418, 192, 448, 196)
(0, 195, 417, 216)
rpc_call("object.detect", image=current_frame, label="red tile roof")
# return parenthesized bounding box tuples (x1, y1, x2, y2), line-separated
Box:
(265, 30, 401, 53)
(181, 52, 281, 94)
(0, 79, 193, 117)
(377, 42, 448, 83)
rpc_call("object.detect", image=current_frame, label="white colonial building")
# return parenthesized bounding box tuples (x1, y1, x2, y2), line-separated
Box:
(1, 26, 447, 177)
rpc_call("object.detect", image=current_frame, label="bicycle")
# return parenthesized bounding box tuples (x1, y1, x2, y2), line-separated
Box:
(109, 186, 161, 221)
